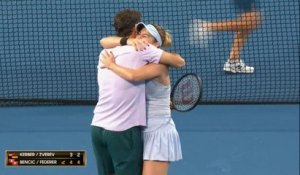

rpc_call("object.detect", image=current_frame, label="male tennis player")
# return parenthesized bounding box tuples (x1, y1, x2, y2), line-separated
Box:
(91, 9, 185, 175)
(198, 0, 262, 73)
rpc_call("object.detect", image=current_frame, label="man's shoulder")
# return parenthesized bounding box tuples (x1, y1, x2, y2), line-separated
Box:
(138, 45, 162, 55)
(112, 45, 135, 51)
(98, 46, 135, 58)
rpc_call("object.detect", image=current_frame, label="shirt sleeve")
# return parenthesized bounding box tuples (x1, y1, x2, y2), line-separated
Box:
(139, 45, 163, 64)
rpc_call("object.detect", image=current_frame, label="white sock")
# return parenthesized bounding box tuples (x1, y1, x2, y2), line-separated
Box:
(228, 59, 240, 63)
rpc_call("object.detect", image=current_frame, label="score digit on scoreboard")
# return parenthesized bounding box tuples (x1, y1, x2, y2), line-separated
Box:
(5, 150, 86, 167)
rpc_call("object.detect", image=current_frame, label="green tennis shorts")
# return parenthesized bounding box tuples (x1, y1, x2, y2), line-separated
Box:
(91, 126, 143, 175)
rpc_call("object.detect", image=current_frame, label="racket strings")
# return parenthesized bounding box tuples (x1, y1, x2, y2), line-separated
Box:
(172, 75, 201, 111)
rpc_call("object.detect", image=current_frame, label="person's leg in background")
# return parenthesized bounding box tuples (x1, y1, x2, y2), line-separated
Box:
(204, 10, 261, 73)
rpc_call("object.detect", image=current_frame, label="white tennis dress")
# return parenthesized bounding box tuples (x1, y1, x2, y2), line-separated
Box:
(143, 80, 182, 161)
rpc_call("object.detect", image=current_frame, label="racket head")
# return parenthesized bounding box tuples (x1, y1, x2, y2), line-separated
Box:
(171, 73, 202, 112)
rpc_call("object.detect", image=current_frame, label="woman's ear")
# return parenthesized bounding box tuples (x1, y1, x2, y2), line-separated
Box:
(153, 42, 160, 48)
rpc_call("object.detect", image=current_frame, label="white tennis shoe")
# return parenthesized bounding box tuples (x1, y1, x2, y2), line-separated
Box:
(223, 59, 254, 73)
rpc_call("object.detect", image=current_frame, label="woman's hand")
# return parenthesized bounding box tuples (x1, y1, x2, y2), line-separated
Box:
(127, 38, 149, 51)
(101, 50, 116, 69)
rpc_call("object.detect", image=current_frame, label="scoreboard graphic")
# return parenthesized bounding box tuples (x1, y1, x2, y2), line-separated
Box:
(5, 150, 86, 167)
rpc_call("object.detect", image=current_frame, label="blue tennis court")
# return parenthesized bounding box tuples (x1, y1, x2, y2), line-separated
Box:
(0, 104, 299, 175)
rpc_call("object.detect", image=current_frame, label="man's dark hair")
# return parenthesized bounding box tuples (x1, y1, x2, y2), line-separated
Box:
(114, 9, 141, 37)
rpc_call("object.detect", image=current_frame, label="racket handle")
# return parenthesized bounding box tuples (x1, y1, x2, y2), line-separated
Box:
(170, 101, 175, 110)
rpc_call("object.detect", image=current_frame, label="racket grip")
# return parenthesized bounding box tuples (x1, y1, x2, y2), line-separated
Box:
(170, 101, 175, 110)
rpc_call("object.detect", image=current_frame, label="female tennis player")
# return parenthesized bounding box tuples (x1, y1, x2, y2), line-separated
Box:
(101, 22, 182, 175)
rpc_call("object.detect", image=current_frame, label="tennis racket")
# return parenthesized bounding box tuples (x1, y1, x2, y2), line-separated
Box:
(170, 73, 202, 112)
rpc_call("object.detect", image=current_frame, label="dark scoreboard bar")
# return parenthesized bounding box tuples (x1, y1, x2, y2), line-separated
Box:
(5, 150, 86, 167)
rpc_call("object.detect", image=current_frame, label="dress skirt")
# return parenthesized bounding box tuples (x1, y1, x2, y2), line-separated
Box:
(142, 117, 182, 161)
